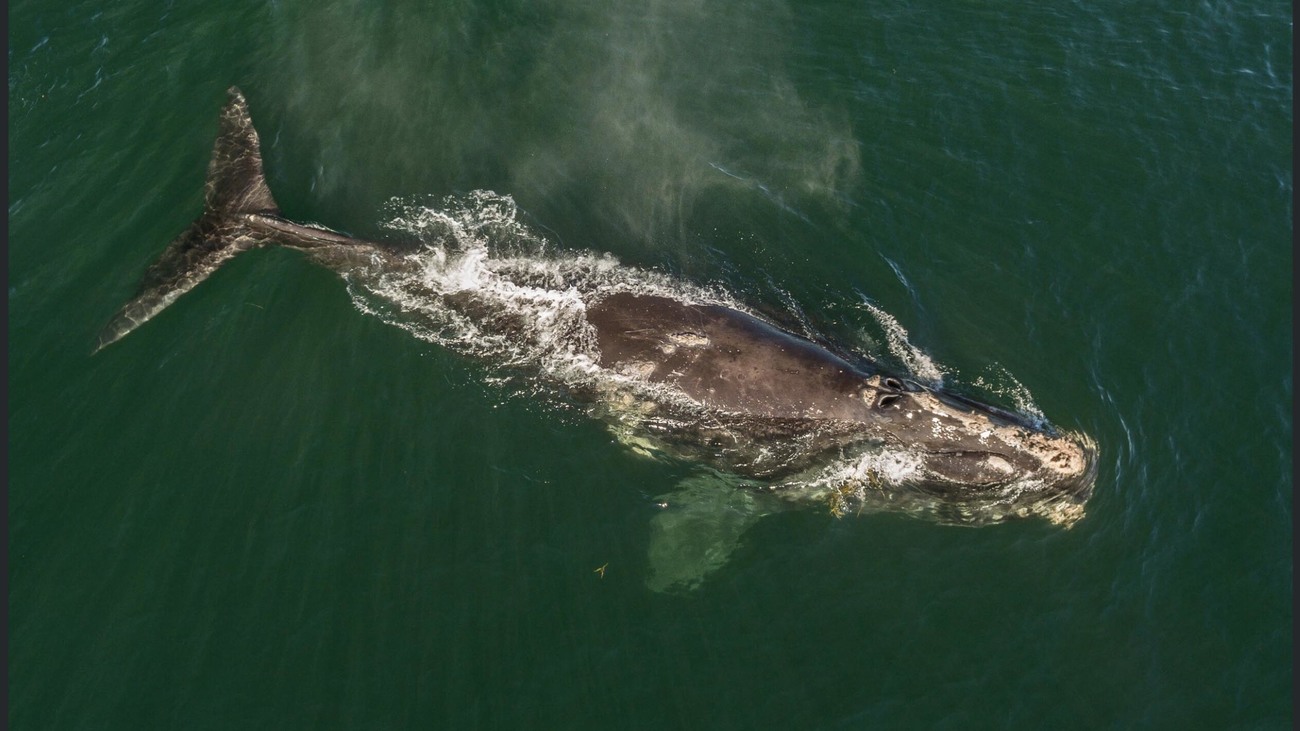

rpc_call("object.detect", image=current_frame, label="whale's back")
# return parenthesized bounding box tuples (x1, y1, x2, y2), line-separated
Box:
(586, 292, 871, 422)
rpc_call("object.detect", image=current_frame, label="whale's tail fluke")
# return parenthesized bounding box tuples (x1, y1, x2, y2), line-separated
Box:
(95, 87, 279, 352)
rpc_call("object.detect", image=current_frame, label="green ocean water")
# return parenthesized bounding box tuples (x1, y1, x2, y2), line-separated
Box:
(8, 0, 1291, 727)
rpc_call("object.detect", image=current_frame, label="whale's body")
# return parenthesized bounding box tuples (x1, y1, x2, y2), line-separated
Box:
(99, 88, 1097, 589)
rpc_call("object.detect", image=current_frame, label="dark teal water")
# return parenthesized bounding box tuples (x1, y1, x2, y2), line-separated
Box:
(9, 1, 1292, 727)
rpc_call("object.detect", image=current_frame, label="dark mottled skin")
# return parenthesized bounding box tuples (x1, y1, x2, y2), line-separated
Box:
(587, 293, 872, 422)
(586, 292, 1096, 495)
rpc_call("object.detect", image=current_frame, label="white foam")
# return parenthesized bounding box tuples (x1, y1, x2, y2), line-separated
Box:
(346, 192, 739, 397)
(971, 368, 1047, 428)
(859, 300, 945, 385)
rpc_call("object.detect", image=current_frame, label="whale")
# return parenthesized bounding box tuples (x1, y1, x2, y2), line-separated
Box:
(99, 88, 1098, 590)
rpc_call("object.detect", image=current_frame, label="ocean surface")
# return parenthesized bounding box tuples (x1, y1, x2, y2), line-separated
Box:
(8, 0, 1292, 727)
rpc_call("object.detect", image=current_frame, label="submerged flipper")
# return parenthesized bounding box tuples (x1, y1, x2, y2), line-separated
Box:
(645, 473, 775, 593)
(96, 87, 279, 351)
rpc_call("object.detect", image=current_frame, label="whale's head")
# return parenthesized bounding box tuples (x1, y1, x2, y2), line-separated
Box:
(853, 375, 1098, 513)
